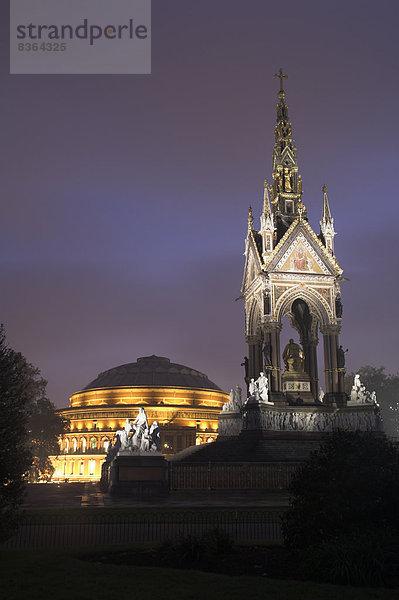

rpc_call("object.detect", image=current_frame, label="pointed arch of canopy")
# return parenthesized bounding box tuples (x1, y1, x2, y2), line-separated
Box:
(247, 297, 262, 337)
(274, 285, 332, 328)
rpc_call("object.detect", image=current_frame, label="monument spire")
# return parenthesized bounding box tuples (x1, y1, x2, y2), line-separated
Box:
(262, 178, 271, 216)
(260, 179, 274, 258)
(320, 184, 336, 254)
(321, 184, 332, 221)
(271, 70, 305, 240)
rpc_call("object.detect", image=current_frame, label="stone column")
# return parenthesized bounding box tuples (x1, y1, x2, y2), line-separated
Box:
(337, 366, 346, 394)
(262, 331, 273, 390)
(263, 322, 282, 394)
(301, 337, 319, 400)
(321, 324, 342, 405)
(246, 336, 258, 381)
(253, 335, 262, 379)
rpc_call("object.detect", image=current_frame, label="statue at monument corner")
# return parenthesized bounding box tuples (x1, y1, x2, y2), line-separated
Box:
(113, 418, 131, 451)
(247, 378, 259, 403)
(149, 420, 161, 451)
(256, 372, 269, 403)
(108, 407, 162, 457)
(241, 356, 249, 394)
(349, 374, 377, 405)
(131, 407, 149, 449)
(241, 356, 249, 378)
(244, 372, 273, 405)
(223, 385, 243, 412)
(337, 345, 346, 369)
(335, 296, 343, 318)
(263, 341, 272, 367)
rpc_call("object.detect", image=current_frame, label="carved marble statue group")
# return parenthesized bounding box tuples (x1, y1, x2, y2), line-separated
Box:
(105, 407, 161, 462)
(219, 365, 381, 438)
(223, 372, 273, 413)
(242, 405, 382, 433)
(247, 372, 273, 404)
(222, 385, 243, 412)
(348, 374, 377, 405)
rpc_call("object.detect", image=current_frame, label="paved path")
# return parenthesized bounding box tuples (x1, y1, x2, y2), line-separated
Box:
(8, 484, 289, 549)
(24, 483, 289, 509)
(81, 483, 105, 508)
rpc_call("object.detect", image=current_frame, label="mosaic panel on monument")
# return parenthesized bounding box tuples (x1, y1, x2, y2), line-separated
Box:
(282, 381, 311, 392)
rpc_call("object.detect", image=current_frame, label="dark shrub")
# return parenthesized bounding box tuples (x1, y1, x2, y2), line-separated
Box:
(300, 531, 399, 587)
(201, 526, 234, 555)
(282, 431, 399, 550)
(159, 528, 234, 565)
(281, 431, 399, 586)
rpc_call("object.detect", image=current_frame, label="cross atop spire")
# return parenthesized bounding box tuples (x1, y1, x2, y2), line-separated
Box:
(275, 69, 289, 119)
(274, 68, 288, 94)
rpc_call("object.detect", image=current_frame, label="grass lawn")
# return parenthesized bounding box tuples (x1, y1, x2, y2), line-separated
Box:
(1, 546, 397, 600)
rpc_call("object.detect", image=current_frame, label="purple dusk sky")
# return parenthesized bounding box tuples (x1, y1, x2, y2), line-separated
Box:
(2, 1, 399, 408)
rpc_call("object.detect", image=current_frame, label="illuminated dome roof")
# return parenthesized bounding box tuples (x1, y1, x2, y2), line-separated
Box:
(83, 355, 222, 391)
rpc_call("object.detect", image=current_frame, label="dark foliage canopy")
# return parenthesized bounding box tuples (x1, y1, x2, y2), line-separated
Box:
(282, 430, 399, 551)
(27, 395, 67, 482)
(0, 326, 66, 541)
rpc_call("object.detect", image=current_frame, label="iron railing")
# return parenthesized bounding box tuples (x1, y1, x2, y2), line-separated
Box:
(3, 509, 284, 548)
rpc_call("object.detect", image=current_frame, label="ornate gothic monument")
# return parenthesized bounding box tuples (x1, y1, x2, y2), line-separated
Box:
(87, 71, 383, 495)
(241, 69, 345, 406)
(173, 71, 381, 478)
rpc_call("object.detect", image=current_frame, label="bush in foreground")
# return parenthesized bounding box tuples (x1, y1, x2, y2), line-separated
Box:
(159, 527, 234, 565)
(282, 431, 399, 586)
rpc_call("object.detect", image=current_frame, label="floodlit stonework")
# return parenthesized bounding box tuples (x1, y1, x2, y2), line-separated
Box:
(241, 70, 346, 406)
(51, 355, 228, 482)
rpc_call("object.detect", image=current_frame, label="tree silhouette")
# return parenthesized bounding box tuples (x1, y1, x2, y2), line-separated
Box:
(0, 326, 65, 541)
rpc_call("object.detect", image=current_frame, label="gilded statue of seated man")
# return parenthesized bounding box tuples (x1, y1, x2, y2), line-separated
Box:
(282, 339, 305, 373)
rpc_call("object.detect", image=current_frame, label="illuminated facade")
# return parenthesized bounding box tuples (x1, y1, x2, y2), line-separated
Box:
(51, 355, 228, 481)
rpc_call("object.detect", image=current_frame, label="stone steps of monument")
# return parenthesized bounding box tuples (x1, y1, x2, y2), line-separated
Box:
(172, 436, 320, 464)
(168, 443, 207, 462)
(249, 439, 317, 462)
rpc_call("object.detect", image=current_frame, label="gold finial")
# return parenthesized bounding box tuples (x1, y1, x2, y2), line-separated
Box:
(248, 205, 254, 230)
(264, 179, 268, 189)
(274, 68, 287, 99)
(297, 201, 306, 221)
(322, 184, 327, 194)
